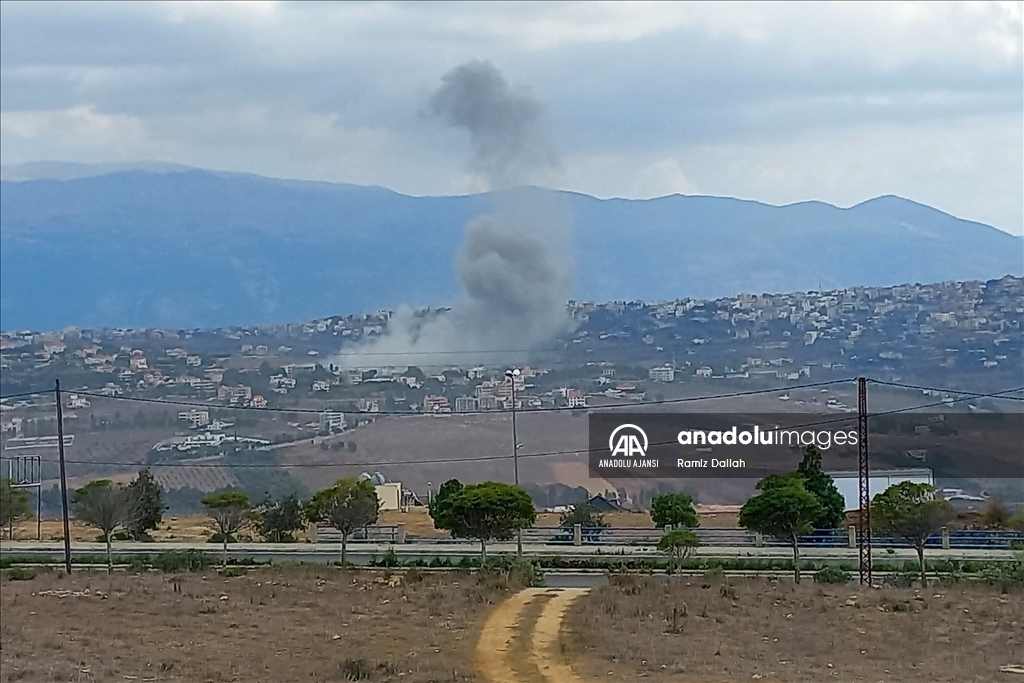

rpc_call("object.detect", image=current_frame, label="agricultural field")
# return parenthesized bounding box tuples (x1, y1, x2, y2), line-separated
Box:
(152, 466, 240, 493)
(563, 575, 1024, 682)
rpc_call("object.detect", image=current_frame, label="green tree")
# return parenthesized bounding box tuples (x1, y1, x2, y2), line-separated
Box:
(658, 528, 700, 572)
(871, 482, 955, 587)
(559, 503, 608, 541)
(306, 478, 380, 565)
(202, 491, 252, 566)
(650, 492, 699, 529)
(795, 446, 845, 528)
(256, 493, 306, 542)
(739, 478, 822, 584)
(429, 478, 464, 534)
(124, 469, 165, 541)
(73, 480, 137, 573)
(1, 478, 32, 536)
(446, 482, 536, 563)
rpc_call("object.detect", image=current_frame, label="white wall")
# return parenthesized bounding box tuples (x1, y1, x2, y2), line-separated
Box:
(375, 483, 402, 511)
(831, 471, 934, 511)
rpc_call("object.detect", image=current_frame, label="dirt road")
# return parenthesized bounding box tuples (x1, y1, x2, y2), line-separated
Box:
(476, 587, 590, 683)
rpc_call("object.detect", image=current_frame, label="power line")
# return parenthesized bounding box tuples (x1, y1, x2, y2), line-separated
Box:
(867, 379, 1024, 400)
(0, 390, 50, 400)
(69, 378, 856, 417)
(22, 386, 1019, 471)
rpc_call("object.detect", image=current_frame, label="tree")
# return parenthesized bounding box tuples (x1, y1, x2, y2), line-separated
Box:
(559, 502, 608, 541)
(445, 482, 536, 564)
(124, 469, 165, 541)
(1, 478, 32, 536)
(429, 478, 464, 534)
(795, 446, 845, 529)
(73, 480, 137, 573)
(202, 491, 252, 566)
(658, 528, 700, 572)
(739, 478, 822, 584)
(872, 482, 955, 587)
(651, 492, 699, 529)
(306, 478, 379, 565)
(256, 493, 306, 542)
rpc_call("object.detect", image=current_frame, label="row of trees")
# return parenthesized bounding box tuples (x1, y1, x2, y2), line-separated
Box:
(64, 474, 379, 569)
(736, 446, 971, 586)
(198, 478, 383, 565)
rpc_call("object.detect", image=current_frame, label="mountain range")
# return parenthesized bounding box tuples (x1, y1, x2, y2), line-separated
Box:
(1, 165, 1021, 331)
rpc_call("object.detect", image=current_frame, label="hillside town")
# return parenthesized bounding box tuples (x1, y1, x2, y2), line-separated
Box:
(2, 276, 1021, 433)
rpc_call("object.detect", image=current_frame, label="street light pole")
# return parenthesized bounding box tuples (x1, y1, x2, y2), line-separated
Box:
(506, 368, 522, 559)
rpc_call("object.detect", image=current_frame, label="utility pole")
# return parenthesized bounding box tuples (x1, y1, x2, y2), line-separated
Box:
(506, 368, 522, 559)
(55, 379, 72, 574)
(857, 377, 871, 586)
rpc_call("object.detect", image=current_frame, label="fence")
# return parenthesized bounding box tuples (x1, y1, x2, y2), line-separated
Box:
(314, 524, 1024, 550)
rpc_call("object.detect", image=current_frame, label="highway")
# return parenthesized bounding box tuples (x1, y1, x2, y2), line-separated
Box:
(2, 540, 1018, 565)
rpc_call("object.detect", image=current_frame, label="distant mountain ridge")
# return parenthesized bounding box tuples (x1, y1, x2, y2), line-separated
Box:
(1, 167, 1021, 331)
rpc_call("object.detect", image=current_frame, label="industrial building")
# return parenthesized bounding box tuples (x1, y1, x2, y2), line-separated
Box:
(826, 467, 934, 511)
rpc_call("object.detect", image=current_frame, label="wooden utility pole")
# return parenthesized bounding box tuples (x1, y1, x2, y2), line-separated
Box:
(55, 379, 72, 574)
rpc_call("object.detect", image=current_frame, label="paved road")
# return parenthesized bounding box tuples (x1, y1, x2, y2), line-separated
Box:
(1, 540, 1018, 564)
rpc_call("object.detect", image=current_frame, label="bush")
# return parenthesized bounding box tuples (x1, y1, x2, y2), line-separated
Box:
(218, 566, 247, 577)
(380, 548, 399, 568)
(127, 555, 151, 573)
(153, 550, 213, 573)
(207, 532, 238, 544)
(340, 658, 373, 680)
(508, 560, 545, 588)
(814, 565, 851, 584)
(6, 567, 37, 581)
(883, 570, 919, 588)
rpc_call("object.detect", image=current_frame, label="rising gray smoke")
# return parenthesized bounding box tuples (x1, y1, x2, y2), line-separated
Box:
(427, 60, 558, 188)
(335, 61, 573, 369)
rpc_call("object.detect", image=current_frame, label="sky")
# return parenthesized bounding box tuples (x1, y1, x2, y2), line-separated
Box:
(1, 1, 1022, 235)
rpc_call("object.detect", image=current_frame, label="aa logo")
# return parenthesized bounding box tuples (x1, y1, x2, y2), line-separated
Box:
(608, 423, 648, 458)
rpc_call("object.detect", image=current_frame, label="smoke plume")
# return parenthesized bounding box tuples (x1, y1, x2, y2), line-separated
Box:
(335, 60, 573, 369)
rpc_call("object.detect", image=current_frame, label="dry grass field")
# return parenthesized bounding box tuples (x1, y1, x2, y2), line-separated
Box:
(0, 568, 508, 683)
(3, 568, 1023, 683)
(564, 575, 1024, 682)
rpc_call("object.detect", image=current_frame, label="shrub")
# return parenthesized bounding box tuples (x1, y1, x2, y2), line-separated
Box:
(153, 549, 213, 573)
(380, 548, 399, 568)
(127, 555, 151, 573)
(814, 565, 851, 584)
(218, 566, 247, 577)
(340, 658, 373, 681)
(6, 567, 37, 581)
(508, 559, 545, 588)
(883, 570, 918, 588)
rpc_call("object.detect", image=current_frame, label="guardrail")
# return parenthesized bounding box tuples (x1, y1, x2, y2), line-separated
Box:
(314, 524, 1024, 550)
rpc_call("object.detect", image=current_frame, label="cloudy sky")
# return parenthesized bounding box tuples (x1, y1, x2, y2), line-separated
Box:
(1, 1, 1022, 234)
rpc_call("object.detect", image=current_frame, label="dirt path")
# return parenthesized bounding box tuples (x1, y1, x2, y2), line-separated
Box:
(475, 587, 590, 683)
(530, 588, 590, 683)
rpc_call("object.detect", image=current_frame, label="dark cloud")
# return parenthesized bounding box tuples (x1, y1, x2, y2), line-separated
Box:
(1, 2, 1020, 232)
